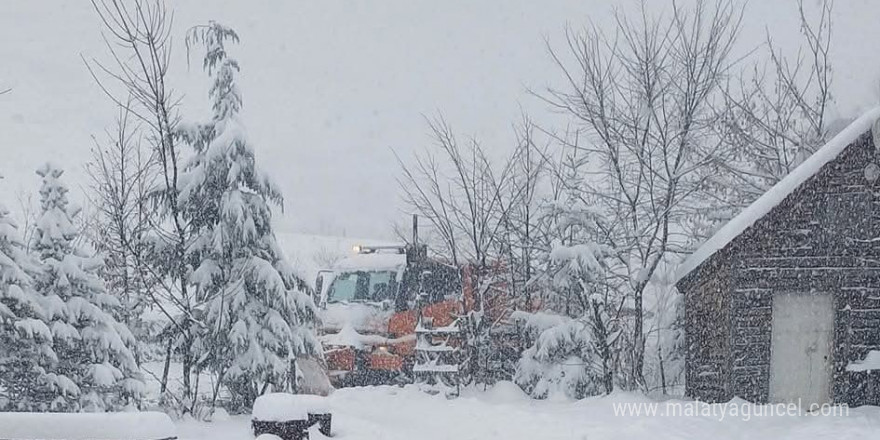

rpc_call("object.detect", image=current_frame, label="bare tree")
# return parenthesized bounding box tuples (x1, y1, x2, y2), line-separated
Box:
(708, 0, 835, 219)
(540, 0, 743, 389)
(397, 117, 517, 269)
(15, 191, 38, 253)
(496, 115, 551, 311)
(86, 0, 200, 408)
(397, 116, 521, 384)
(86, 100, 159, 365)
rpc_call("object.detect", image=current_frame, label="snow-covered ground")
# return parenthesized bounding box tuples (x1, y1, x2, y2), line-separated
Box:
(174, 384, 880, 440)
(140, 360, 880, 439)
(140, 361, 229, 407)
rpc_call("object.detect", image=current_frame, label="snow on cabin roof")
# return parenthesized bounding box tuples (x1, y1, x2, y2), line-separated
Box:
(676, 107, 880, 283)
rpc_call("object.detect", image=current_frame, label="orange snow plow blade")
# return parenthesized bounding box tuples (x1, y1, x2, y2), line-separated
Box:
(325, 346, 356, 371)
(369, 351, 405, 370)
(388, 299, 461, 337)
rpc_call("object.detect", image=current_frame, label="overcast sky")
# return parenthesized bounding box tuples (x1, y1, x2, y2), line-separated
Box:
(1, 1, 879, 239)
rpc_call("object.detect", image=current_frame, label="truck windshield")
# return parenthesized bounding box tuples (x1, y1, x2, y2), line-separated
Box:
(327, 270, 395, 303)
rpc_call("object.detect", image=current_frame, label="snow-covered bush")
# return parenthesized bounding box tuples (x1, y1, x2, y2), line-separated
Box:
(513, 311, 602, 399)
(514, 198, 623, 398)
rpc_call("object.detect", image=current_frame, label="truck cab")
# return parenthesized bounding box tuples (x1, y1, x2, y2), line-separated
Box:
(314, 244, 461, 386)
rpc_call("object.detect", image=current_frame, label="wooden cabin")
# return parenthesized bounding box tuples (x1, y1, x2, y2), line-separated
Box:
(676, 109, 880, 407)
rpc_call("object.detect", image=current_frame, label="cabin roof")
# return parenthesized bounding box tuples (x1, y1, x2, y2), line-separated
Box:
(676, 107, 880, 282)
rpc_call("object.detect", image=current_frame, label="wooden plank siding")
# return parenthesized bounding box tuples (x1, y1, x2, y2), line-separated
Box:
(679, 131, 880, 406)
(684, 261, 732, 402)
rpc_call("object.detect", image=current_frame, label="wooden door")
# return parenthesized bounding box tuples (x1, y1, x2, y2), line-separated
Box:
(769, 292, 834, 408)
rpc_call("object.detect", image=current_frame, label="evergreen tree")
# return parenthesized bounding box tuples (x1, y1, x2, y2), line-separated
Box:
(32, 163, 142, 411)
(0, 188, 56, 410)
(178, 23, 320, 408)
(514, 197, 621, 398)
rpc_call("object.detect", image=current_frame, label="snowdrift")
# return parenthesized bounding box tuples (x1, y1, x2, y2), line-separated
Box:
(0, 412, 176, 440)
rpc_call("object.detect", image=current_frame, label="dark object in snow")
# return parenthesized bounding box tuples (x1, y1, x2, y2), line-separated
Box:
(251, 393, 332, 440)
(677, 109, 880, 407)
(252, 417, 331, 440)
(308, 413, 332, 437)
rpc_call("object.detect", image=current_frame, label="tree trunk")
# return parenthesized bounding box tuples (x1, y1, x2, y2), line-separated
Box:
(658, 343, 667, 395)
(633, 288, 645, 390)
(182, 334, 193, 408)
(160, 340, 172, 394)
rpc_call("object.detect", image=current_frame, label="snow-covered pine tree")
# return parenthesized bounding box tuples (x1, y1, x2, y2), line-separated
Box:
(0, 187, 57, 410)
(32, 163, 142, 411)
(178, 22, 320, 409)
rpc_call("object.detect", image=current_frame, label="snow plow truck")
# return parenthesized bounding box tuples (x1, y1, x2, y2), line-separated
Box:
(313, 220, 474, 387)
(314, 246, 466, 386)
